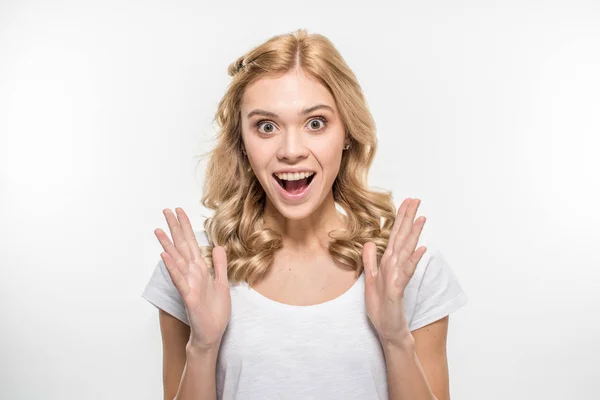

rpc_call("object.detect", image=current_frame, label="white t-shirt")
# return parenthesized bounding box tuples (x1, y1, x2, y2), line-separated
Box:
(142, 230, 468, 399)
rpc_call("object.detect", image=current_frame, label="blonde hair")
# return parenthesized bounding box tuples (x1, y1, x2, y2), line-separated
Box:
(198, 28, 397, 285)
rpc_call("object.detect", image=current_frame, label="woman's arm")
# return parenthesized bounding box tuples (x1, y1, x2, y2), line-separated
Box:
(384, 316, 451, 400)
(159, 309, 219, 400)
(173, 343, 219, 400)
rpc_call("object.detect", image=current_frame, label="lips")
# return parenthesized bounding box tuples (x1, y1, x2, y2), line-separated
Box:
(272, 173, 316, 190)
(271, 172, 316, 201)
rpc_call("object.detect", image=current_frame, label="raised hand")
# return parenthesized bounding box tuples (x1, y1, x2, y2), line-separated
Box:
(155, 208, 231, 351)
(362, 198, 428, 348)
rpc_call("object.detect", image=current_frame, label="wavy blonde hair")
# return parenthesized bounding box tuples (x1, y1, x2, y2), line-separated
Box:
(198, 28, 397, 285)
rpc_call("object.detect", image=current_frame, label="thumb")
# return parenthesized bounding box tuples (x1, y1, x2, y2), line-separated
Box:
(362, 242, 378, 286)
(212, 246, 229, 287)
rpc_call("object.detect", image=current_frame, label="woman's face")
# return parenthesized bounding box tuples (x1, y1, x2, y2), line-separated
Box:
(240, 68, 348, 221)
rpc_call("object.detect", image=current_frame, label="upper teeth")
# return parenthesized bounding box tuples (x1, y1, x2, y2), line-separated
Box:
(275, 172, 315, 181)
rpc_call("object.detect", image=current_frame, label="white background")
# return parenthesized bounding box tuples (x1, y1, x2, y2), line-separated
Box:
(1, 0, 599, 399)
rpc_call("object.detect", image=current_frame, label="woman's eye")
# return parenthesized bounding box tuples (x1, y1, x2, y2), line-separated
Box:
(308, 117, 327, 130)
(257, 121, 277, 133)
(255, 116, 327, 134)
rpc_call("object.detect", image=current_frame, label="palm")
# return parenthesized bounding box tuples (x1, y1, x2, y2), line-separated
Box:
(184, 264, 231, 345)
(365, 272, 410, 341)
(363, 198, 427, 346)
(155, 208, 231, 350)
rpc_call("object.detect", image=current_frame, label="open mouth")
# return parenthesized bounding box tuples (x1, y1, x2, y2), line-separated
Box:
(273, 173, 316, 194)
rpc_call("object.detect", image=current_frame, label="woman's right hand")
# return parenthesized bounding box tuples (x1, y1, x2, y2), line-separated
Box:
(155, 207, 231, 352)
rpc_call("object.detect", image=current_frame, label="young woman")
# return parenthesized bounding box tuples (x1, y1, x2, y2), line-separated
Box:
(142, 29, 468, 400)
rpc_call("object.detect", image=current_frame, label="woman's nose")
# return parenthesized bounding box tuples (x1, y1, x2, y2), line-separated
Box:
(277, 131, 309, 161)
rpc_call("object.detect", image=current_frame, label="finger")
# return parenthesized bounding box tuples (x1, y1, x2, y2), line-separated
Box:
(163, 208, 193, 262)
(396, 246, 427, 288)
(155, 229, 191, 296)
(362, 242, 378, 297)
(212, 246, 230, 287)
(175, 208, 202, 263)
(362, 241, 379, 278)
(403, 216, 427, 260)
(160, 251, 191, 297)
(393, 198, 421, 255)
(155, 228, 188, 271)
(386, 198, 412, 254)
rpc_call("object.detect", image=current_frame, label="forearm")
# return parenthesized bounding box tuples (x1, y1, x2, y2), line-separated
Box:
(173, 343, 219, 400)
(383, 337, 438, 400)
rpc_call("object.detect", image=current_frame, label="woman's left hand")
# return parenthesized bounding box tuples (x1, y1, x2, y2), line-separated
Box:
(363, 197, 428, 348)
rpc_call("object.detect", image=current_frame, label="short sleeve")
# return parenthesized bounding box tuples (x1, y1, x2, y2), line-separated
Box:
(141, 230, 211, 326)
(408, 244, 468, 331)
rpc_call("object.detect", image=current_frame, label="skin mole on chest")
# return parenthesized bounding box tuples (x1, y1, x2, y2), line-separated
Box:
(251, 256, 358, 306)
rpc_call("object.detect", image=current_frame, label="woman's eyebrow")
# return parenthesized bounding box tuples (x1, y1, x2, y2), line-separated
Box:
(246, 104, 334, 119)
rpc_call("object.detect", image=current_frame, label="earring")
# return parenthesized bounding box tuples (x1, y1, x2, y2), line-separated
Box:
(343, 143, 350, 150)
(242, 148, 247, 155)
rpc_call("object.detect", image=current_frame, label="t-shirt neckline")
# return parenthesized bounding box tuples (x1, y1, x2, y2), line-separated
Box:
(241, 270, 365, 312)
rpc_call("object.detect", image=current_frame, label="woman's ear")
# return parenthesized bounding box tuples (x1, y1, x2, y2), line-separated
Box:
(344, 132, 351, 149)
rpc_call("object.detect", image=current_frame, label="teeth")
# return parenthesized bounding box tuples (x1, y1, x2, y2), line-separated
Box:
(275, 171, 315, 181)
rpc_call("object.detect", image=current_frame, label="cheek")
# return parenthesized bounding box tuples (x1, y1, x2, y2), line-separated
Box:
(315, 150, 344, 181)
(313, 138, 344, 162)
(245, 148, 274, 181)
(245, 144, 269, 166)
(312, 132, 344, 158)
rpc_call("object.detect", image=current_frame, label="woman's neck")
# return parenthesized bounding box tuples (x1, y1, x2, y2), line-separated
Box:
(263, 193, 347, 254)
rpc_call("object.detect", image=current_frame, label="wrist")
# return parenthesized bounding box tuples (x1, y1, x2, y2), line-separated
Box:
(381, 333, 415, 353)
(186, 340, 221, 358)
